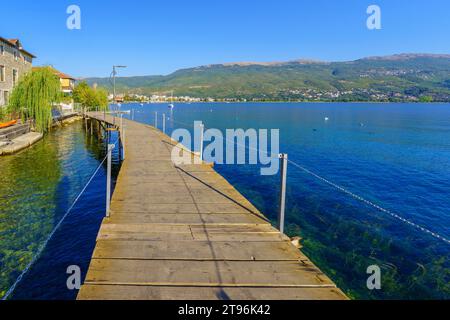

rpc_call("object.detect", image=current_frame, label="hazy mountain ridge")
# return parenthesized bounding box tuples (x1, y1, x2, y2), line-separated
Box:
(85, 54, 450, 101)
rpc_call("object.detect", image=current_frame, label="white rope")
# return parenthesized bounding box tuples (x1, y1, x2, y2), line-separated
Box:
(168, 119, 450, 245)
(2, 141, 118, 300)
(287, 159, 450, 245)
(171, 119, 277, 158)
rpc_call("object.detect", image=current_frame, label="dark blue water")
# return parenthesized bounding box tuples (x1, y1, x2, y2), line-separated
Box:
(1, 103, 449, 299)
(126, 102, 450, 299)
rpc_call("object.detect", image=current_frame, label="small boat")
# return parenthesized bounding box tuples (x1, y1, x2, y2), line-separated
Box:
(324, 117, 329, 121)
(0, 120, 17, 129)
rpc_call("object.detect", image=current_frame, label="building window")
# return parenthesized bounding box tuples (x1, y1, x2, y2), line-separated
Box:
(0, 66, 5, 82)
(0, 45, 4, 55)
(13, 69, 18, 86)
(14, 51, 18, 61)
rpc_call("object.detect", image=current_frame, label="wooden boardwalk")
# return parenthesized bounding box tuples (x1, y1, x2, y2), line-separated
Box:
(77, 112, 347, 300)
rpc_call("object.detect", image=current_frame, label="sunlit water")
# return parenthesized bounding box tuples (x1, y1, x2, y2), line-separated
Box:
(1, 103, 449, 299)
(125, 102, 450, 299)
(0, 121, 120, 300)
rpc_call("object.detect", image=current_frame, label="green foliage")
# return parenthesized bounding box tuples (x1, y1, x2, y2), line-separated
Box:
(73, 81, 108, 111)
(0, 106, 7, 122)
(7, 66, 61, 133)
(123, 94, 145, 102)
(86, 55, 450, 101)
(419, 95, 433, 102)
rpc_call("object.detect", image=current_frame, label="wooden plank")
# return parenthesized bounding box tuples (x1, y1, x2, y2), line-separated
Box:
(92, 240, 305, 261)
(84, 259, 335, 287)
(107, 213, 267, 224)
(97, 223, 285, 242)
(78, 284, 347, 300)
(78, 112, 347, 300)
(110, 203, 199, 214)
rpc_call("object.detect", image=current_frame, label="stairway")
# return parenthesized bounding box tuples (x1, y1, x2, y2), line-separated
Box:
(0, 121, 31, 142)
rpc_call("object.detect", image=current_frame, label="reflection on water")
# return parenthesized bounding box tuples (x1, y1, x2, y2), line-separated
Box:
(0, 120, 120, 300)
(1, 103, 449, 300)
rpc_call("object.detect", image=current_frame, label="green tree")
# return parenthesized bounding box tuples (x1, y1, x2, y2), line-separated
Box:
(73, 81, 109, 112)
(7, 66, 62, 133)
(419, 95, 433, 102)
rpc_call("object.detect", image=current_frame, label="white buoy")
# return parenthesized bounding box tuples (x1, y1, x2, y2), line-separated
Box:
(324, 117, 329, 121)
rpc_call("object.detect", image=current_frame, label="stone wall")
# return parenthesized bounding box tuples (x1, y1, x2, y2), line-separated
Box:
(0, 39, 33, 106)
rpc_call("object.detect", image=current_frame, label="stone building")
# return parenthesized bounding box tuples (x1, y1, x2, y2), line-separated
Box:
(0, 37, 36, 106)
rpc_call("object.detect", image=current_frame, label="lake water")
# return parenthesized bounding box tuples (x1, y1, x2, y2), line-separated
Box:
(1, 103, 449, 299)
(0, 121, 121, 300)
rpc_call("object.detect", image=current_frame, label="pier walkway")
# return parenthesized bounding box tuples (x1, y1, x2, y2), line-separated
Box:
(77, 112, 347, 300)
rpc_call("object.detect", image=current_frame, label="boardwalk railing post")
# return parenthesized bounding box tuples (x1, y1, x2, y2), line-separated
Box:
(278, 153, 288, 234)
(106, 144, 114, 217)
(155, 111, 158, 128)
(122, 126, 126, 160)
(199, 123, 204, 162)
(162, 113, 166, 134)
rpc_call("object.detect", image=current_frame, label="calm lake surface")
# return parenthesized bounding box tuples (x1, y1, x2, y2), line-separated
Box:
(1, 103, 449, 299)
(0, 121, 121, 300)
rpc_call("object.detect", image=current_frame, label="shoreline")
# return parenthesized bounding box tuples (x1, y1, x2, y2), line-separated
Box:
(0, 114, 82, 156)
(117, 101, 450, 105)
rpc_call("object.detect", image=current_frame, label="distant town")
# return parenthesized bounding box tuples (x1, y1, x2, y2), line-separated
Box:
(110, 88, 436, 103)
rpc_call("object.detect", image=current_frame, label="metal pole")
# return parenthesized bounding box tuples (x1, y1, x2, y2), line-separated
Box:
(162, 113, 166, 134)
(122, 126, 126, 160)
(199, 123, 204, 162)
(113, 66, 116, 103)
(278, 153, 288, 234)
(155, 111, 158, 128)
(106, 144, 114, 217)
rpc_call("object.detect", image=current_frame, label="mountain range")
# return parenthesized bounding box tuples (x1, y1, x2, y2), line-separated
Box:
(85, 54, 450, 102)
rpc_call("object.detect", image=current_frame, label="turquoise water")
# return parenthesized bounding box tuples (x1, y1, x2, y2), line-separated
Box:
(1, 103, 449, 299)
(0, 121, 121, 300)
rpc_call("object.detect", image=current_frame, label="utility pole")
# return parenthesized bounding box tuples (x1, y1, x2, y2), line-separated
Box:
(112, 65, 127, 110)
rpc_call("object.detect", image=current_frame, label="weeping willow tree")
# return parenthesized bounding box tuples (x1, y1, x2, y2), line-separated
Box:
(0, 105, 7, 122)
(8, 67, 62, 133)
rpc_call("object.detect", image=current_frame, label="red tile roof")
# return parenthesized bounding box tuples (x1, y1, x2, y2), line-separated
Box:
(33, 67, 76, 80)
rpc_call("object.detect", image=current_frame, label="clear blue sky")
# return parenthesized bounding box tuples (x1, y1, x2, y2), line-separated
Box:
(1, 0, 449, 78)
